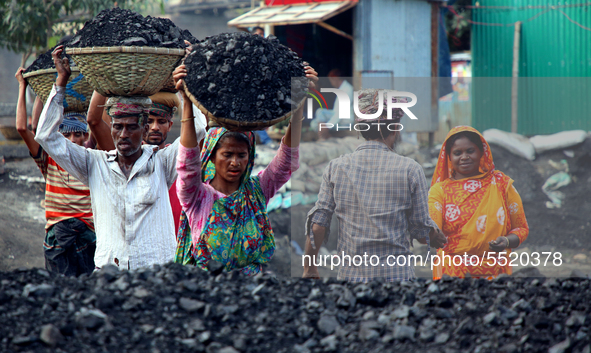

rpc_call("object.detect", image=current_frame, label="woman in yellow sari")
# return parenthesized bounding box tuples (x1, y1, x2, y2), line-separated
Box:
(429, 126, 529, 279)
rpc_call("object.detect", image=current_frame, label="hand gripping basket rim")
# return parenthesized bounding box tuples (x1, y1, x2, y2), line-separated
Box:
(22, 67, 92, 112)
(65, 46, 185, 97)
(183, 81, 305, 132)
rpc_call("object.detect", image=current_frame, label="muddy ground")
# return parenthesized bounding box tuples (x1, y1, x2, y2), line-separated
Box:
(0, 157, 45, 271)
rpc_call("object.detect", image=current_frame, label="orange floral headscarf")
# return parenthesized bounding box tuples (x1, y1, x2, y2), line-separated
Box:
(431, 126, 495, 186)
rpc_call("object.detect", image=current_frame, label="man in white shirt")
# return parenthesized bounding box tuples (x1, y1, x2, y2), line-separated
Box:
(35, 45, 205, 270)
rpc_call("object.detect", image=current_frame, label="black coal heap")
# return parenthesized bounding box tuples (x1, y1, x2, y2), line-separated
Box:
(184, 32, 308, 122)
(1, 264, 589, 352)
(67, 8, 195, 48)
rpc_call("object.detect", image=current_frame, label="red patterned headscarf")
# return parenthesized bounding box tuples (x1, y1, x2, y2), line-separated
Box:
(104, 96, 152, 125)
(149, 92, 180, 121)
(431, 126, 495, 186)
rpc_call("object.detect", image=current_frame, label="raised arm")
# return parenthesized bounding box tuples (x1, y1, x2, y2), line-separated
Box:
(86, 91, 115, 151)
(258, 65, 316, 200)
(15, 67, 40, 156)
(31, 96, 43, 133)
(34, 46, 90, 185)
(283, 64, 317, 148)
(175, 100, 206, 219)
(173, 63, 207, 147)
(173, 63, 209, 210)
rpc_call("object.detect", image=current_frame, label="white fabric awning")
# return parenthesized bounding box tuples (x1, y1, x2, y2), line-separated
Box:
(228, 1, 357, 28)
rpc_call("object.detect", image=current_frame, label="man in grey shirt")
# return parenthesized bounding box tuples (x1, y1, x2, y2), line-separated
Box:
(303, 89, 446, 281)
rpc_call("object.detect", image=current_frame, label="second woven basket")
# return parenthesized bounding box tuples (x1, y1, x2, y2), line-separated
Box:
(23, 68, 93, 112)
(66, 46, 185, 97)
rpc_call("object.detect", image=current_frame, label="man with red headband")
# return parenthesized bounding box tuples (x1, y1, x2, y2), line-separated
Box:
(35, 46, 205, 270)
(90, 87, 207, 234)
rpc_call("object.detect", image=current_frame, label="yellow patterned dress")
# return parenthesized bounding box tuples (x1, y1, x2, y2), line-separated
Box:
(428, 126, 529, 280)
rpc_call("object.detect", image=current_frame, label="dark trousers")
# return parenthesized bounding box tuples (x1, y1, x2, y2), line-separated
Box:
(44, 218, 96, 276)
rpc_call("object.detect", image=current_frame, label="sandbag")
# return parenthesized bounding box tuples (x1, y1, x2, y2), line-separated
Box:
(530, 130, 588, 155)
(483, 129, 536, 161)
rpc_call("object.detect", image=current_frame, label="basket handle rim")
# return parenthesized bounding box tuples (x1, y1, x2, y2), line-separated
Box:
(65, 46, 186, 55)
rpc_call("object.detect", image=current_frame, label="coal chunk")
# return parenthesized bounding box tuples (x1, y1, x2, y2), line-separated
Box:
(179, 297, 205, 312)
(39, 324, 64, 347)
(207, 260, 225, 276)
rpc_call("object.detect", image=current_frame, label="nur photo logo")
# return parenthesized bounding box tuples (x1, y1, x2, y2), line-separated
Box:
(305, 88, 419, 132)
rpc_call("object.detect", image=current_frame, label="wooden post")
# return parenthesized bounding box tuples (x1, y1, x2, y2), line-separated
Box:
(316, 21, 353, 41)
(430, 2, 439, 149)
(511, 21, 522, 133)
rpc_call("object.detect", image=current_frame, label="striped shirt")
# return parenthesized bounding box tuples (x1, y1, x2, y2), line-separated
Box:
(32, 148, 94, 231)
(306, 141, 437, 282)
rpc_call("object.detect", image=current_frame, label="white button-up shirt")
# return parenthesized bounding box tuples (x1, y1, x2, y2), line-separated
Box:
(35, 85, 180, 270)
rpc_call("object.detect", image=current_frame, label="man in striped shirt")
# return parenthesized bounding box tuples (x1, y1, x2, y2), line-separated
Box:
(15, 67, 96, 276)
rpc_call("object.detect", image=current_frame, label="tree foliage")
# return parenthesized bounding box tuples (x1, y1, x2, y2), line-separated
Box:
(0, 0, 161, 65)
(443, 0, 471, 52)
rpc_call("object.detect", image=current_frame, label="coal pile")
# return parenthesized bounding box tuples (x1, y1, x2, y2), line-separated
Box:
(24, 47, 73, 74)
(1, 264, 590, 353)
(184, 32, 308, 122)
(489, 138, 591, 250)
(67, 8, 194, 48)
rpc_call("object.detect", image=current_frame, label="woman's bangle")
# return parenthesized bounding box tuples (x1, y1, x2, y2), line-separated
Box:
(501, 236, 510, 249)
(181, 117, 195, 122)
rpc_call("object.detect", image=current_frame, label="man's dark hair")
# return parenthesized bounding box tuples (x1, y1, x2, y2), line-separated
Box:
(445, 131, 483, 156)
(252, 26, 264, 33)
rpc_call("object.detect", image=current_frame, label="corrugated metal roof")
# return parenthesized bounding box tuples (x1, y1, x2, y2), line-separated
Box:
(227, 1, 357, 27)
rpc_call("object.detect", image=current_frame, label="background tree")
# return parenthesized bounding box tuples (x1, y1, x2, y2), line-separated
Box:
(0, 0, 163, 67)
(443, 0, 471, 53)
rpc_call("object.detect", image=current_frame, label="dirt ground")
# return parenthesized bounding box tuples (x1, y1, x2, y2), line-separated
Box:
(490, 140, 591, 250)
(0, 158, 45, 271)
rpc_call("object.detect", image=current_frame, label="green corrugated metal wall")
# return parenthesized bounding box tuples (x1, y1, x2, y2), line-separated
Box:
(472, 0, 591, 135)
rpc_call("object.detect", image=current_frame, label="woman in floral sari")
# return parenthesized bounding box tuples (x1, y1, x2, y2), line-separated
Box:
(428, 126, 529, 279)
(171, 63, 317, 275)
